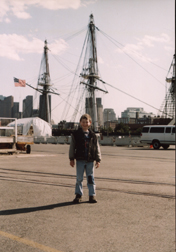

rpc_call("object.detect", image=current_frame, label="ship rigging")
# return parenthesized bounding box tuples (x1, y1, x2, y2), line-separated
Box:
(158, 54, 175, 119)
(16, 14, 174, 128)
(22, 40, 60, 124)
(79, 14, 108, 131)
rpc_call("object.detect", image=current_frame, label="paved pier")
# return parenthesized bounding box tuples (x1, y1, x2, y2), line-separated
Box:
(0, 144, 175, 252)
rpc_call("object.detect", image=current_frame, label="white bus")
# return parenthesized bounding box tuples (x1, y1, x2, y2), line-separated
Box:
(140, 125, 175, 149)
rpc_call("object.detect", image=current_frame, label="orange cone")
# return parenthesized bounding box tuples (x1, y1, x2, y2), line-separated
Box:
(150, 145, 153, 149)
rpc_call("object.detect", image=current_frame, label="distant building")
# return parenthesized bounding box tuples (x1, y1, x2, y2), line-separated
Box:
(32, 109, 39, 117)
(0, 95, 5, 101)
(118, 107, 156, 124)
(0, 96, 14, 117)
(103, 108, 116, 122)
(23, 96, 33, 118)
(104, 120, 118, 130)
(12, 102, 20, 118)
(0, 94, 39, 120)
(0, 95, 21, 119)
(121, 107, 155, 118)
(0, 93, 50, 121)
(136, 116, 153, 124)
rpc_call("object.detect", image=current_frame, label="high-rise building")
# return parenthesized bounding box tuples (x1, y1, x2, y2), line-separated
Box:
(12, 102, 20, 118)
(23, 96, 33, 118)
(32, 109, 39, 117)
(118, 107, 156, 124)
(0, 95, 5, 101)
(103, 108, 116, 122)
(0, 96, 14, 117)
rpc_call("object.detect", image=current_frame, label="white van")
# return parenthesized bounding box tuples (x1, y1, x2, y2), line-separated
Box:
(140, 125, 175, 149)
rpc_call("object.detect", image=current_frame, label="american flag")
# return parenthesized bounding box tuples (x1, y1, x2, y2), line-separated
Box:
(14, 77, 26, 87)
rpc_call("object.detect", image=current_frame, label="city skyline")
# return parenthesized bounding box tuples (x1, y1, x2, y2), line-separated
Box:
(0, 93, 158, 125)
(0, 0, 174, 123)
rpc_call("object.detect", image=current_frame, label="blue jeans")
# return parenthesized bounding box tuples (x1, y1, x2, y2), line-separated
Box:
(75, 160, 96, 196)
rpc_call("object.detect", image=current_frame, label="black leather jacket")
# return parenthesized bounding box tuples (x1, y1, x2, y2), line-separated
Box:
(69, 128, 101, 162)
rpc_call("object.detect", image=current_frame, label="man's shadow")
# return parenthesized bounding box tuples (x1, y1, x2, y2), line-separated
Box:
(0, 201, 88, 216)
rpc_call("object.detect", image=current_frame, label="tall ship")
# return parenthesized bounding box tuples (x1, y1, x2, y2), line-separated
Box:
(17, 15, 175, 130)
(26, 14, 108, 132)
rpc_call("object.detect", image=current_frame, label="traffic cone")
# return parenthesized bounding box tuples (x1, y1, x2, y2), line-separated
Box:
(150, 145, 153, 149)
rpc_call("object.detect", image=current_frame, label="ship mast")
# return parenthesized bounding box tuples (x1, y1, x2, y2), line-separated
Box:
(37, 40, 60, 124)
(80, 14, 107, 131)
(89, 14, 98, 131)
(159, 54, 175, 119)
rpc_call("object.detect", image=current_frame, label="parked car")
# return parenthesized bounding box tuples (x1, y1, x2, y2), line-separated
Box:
(140, 125, 175, 149)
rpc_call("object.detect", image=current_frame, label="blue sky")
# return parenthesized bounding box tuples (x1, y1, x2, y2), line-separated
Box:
(0, 0, 175, 123)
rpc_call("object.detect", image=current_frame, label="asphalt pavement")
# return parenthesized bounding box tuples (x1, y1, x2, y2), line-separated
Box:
(0, 144, 175, 252)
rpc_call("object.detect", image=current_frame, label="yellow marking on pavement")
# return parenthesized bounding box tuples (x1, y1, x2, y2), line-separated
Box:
(0, 230, 63, 252)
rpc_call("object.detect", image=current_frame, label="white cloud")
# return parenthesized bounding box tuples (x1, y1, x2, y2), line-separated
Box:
(0, 0, 31, 21)
(5, 18, 11, 23)
(13, 11, 31, 19)
(116, 43, 154, 62)
(49, 39, 69, 55)
(0, 0, 10, 22)
(36, 0, 81, 10)
(138, 33, 170, 47)
(0, 0, 88, 22)
(116, 33, 172, 63)
(0, 34, 68, 60)
(11, 0, 32, 19)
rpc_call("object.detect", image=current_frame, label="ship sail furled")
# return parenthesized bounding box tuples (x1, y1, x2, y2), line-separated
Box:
(80, 14, 108, 132)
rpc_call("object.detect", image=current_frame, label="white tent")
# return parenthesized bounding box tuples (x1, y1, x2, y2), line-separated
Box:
(8, 117, 52, 137)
